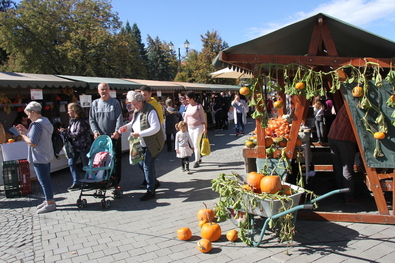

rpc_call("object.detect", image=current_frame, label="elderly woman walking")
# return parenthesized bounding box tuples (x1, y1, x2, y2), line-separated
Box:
(119, 91, 164, 201)
(16, 101, 56, 214)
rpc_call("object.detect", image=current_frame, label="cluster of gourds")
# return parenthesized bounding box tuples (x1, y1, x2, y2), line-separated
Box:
(176, 203, 239, 253)
(211, 173, 304, 245)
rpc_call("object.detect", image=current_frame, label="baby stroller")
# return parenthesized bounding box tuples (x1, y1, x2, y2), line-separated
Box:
(76, 135, 123, 209)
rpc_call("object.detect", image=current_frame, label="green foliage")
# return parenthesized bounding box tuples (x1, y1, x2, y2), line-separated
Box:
(0, 0, 124, 76)
(146, 35, 175, 81)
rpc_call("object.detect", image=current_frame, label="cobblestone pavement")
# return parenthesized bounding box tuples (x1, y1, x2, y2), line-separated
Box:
(1, 119, 395, 263)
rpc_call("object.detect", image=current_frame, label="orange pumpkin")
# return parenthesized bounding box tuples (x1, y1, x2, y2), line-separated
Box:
(226, 230, 238, 242)
(273, 101, 284, 108)
(197, 239, 212, 253)
(239, 87, 250, 95)
(265, 137, 273, 147)
(201, 222, 222, 242)
(198, 219, 208, 228)
(197, 203, 215, 222)
(245, 139, 255, 148)
(260, 175, 282, 194)
(278, 139, 287, 147)
(242, 184, 252, 191)
(374, 132, 386, 140)
(352, 86, 363, 97)
(246, 172, 264, 190)
(177, 227, 192, 241)
(295, 82, 305, 90)
(281, 185, 292, 195)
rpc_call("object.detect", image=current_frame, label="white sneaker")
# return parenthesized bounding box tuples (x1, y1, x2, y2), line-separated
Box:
(37, 203, 56, 214)
(36, 201, 46, 210)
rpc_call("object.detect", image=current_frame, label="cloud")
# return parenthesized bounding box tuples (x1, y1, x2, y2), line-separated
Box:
(247, 0, 395, 40)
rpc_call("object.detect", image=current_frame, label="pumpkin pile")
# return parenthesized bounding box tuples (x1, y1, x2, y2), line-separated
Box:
(176, 202, 239, 253)
(265, 117, 290, 141)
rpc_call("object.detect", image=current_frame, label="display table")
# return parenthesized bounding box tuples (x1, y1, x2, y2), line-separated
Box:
(0, 141, 71, 185)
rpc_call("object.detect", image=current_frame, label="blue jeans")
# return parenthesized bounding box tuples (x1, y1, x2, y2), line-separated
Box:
(68, 150, 89, 185)
(138, 147, 157, 193)
(235, 113, 244, 134)
(33, 163, 54, 201)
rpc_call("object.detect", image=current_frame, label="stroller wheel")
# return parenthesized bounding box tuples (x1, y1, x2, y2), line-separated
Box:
(82, 199, 88, 208)
(76, 199, 83, 208)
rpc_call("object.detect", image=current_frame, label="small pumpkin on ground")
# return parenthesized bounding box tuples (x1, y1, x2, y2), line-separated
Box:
(177, 227, 192, 241)
(197, 202, 215, 222)
(197, 239, 212, 253)
(201, 222, 222, 242)
(226, 230, 238, 242)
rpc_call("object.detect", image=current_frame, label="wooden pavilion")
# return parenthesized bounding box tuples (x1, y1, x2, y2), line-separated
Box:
(214, 13, 395, 224)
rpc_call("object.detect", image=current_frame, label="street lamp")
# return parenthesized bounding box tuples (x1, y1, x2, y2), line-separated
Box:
(169, 40, 190, 72)
(184, 39, 190, 54)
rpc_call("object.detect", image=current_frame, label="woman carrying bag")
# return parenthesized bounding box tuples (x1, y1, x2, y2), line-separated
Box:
(60, 103, 92, 190)
(184, 91, 207, 168)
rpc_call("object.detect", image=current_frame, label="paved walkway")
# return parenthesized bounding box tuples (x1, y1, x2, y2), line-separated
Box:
(1, 119, 395, 263)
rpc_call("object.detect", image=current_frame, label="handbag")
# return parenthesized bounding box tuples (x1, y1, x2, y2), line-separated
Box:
(200, 133, 211, 156)
(63, 137, 74, 159)
(129, 135, 144, 165)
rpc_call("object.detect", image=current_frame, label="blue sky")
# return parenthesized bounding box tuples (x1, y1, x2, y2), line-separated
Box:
(111, 0, 395, 56)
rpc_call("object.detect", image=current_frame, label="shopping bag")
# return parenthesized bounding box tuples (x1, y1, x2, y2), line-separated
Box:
(63, 137, 74, 159)
(200, 133, 211, 156)
(129, 135, 144, 165)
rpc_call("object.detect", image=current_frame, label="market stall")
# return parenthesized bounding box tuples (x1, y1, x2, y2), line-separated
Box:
(213, 13, 395, 224)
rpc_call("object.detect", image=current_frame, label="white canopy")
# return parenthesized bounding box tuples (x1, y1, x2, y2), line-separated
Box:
(210, 68, 253, 79)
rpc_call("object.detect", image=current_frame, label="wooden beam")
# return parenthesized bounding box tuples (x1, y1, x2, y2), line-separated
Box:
(218, 53, 393, 68)
(297, 211, 395, 224)
(308, 22, 323, 56)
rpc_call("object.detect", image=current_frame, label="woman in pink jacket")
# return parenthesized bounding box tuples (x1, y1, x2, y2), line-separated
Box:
(183, 91, 207, 168)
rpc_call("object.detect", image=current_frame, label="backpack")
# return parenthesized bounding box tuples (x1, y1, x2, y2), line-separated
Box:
(52, 130, 64, 160)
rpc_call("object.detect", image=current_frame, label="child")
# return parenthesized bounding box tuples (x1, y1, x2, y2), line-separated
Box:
(313, 100, 325, 144)
(175, 121, 194, 174)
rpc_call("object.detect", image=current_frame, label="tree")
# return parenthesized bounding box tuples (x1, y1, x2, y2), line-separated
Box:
(0, 0, 16, 12)
(131, 23, 149, 79)
(114, 21, 147, 79)
(0, 0, 17, 66)
(146, 35, 174, 81)
(192, 30, 230, 84)
(0, 0, 122, 76)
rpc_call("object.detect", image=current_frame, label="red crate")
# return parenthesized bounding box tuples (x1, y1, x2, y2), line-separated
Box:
(18, 160, 32, 196)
